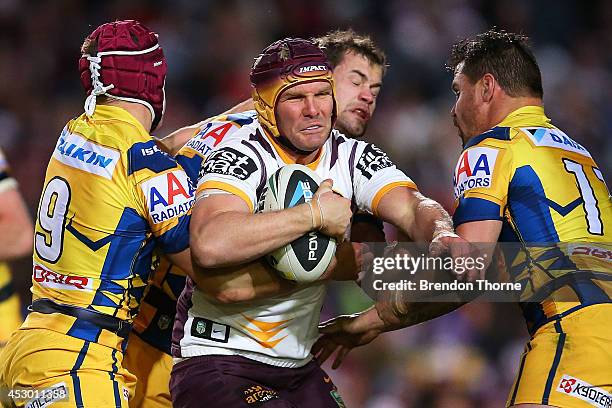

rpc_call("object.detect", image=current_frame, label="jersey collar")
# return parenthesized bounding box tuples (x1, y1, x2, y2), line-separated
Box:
(89, 105, 151, 141)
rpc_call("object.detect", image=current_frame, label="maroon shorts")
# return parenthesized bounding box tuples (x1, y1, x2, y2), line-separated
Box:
(170, 355, 346, 408)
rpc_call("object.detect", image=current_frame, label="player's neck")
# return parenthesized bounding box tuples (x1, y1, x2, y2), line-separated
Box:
(489, 96, 543, 129)
(102, 100, 153, 132)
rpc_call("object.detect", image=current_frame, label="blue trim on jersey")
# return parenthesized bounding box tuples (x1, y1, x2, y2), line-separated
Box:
(66, 222, 114, 251)
(175, 153, 203, 184)
(508, 166, 560, 242)
(127, 141, 178, 176)
(226, 112, 256, 126)
(571, 278, 610, 304)
(509, 341, 532, 406)
(67, 318, 102, 343)
(155, 213, 191, 254)
(99, 208, 148, 280)
(110, 349, 121, 408)
(546, 197, 582, 216)
(463, 126, 510, 150)
(89, 208, 148, 312)
(452, 197, 503, 226)
(521, 302, 547, 335)
(542, 320, 565, 405)
(70, 340, 90, 407)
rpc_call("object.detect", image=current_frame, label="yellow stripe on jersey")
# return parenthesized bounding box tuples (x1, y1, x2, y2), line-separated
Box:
(30, 105, 192, 350)
(371, 181, 418, 217)
(197, 180, 254, 212)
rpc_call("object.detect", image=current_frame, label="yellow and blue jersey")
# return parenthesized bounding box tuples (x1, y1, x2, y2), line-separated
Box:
(452, 106, 612, 334)
(132, 111, 256, 354)
(27, 105, 193, 351)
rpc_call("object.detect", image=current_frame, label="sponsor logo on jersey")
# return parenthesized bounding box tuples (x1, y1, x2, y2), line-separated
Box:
(356, 144, 395, 179)
(200, 147, 257, 181)
(556, 374, 612, 408)
(142, 171, 195, 224)
(453, 147, 499, 199)
(33, 264, 93, 291)
(521, 127, 592, 158)
(185, 122, 237, 158)
(52, 127, 120, 180)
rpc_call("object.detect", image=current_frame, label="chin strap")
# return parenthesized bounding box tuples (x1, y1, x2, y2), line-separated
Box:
(276, 134, 318, 156)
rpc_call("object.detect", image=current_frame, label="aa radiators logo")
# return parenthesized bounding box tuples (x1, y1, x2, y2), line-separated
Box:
(142, 171, 194, 224)
(453, 147, 498, 199)
(556, 375, 612, 408)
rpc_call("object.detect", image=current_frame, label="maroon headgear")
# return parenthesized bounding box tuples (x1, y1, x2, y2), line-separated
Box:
(79, 20, 167, 131)
(250, 38, 336, 146)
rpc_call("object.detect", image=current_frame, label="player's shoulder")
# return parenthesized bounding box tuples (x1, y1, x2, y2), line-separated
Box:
(127, 139, 182, 180)
(184, 111, 259, 154)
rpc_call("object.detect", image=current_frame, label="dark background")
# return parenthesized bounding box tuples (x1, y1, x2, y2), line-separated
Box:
(2, 1, 611, 406)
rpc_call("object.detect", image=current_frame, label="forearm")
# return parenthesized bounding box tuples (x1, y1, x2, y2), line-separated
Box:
(407, 196, 453, 242)
(191, 204, 313, 267)
(194, 259, 296, 303)
(0, 190, 34, 260)
(375, 299, 465, 331)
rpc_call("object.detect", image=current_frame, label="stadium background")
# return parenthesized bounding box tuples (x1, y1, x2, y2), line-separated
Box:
(2, 0, 610, 406)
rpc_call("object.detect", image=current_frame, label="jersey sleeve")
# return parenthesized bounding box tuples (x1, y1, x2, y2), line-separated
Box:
(196, 137, 262, 213)
(352, 142, 417, 215)
(130, 141, 194, 254)
(0, 147, 17, 193)
(176, 112, 256, 183)
(452, 143, 513, 227)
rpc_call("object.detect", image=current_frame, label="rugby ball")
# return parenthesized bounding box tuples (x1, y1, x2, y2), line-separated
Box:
(262, 164, 337, 282)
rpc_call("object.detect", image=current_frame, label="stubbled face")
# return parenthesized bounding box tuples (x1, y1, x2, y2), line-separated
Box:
(451, 62, 487, 144)
(333, 52, 383, 138)
(276, 81, 334, 152)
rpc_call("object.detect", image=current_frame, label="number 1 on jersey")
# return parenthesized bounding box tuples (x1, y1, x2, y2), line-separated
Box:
(35, 177, 71, 262)
(563, 159, 603, 235)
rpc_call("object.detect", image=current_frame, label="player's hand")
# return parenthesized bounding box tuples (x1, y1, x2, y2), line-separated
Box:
(313, 314, 381, 369)
(312, 179, 351, 241)
(429, 232, 485, 282)
(319, 242, 373, 281)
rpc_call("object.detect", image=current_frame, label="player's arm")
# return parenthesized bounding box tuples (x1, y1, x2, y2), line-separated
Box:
(158, 125, 200, 156)
(0, 185, 34, 260)
(159, 99, 255, 155)
(190, 180, 350, 268)
(376, 187, 454, 242)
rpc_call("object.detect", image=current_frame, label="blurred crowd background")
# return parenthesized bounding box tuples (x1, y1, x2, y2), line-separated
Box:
(1, 0, 610, 406)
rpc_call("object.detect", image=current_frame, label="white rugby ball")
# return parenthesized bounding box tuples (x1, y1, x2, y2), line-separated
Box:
(262, 164, 337, 282)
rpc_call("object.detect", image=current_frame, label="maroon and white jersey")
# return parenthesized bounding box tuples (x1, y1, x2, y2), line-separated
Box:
(173, 118, 416, 368)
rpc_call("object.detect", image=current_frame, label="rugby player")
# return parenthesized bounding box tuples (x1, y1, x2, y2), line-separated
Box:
(313, 29, 612, 408)
(0, 20, 193, 408)
(124, 29, 390, 408)
(169, 37, 463, 407)
(0, 147, 34, 348)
